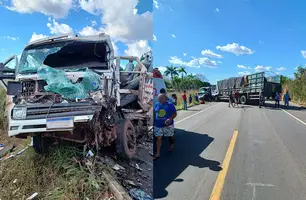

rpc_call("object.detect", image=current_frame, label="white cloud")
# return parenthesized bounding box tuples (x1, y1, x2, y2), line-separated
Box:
(169, 6, 173, 11)
(79, 0, 153, 42)
(183, 53, 187, 56)
(237, 64, 252, 69)
(276, 67, 286, 71)
(124, 40, 151, 58)
(153, 34, 157, 41)
(3, 36, 19, 41)
(216, 43, 254, 56)
(153, 0, 160, 9)
(91, 20, 97, 26)
(215, 8, 219, 12)
(171, 34, 176, 38)
(254, 65, 272, 72)
(301, 50, 306, 58)
(78, 25, 118, 55)
(111, 41, 119, 56)
(79, 26, 103, 36)
(6, 0, 73, 18)
(47, 19, 74, 35)
(157, 66, 167, 74)
(29, 32, 48, 42)
(238, 71, 251, 75)
(201, 49, 223, 59)
(218, 61, 222, 64)
(169, 56, 217, 68)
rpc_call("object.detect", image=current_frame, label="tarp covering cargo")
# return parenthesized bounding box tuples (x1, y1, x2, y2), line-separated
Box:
(217, 77, 244, 90)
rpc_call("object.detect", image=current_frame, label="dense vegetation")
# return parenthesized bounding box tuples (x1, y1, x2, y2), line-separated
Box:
(162, 66, 211, 91)
(281, 66, 306, 105)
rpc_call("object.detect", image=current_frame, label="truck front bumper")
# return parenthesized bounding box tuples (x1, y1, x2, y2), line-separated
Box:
(8, 102, 101, 137)
(8, 115, 94, 137)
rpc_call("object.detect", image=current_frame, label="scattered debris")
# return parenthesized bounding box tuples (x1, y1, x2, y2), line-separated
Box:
(16, 146, 28, 155)
(125, 180, 137, 186)
(13, 179, 17, 184)
(0, 144, 4, 151)
(135, 163, 143, 171)
(113, 164, 125, 171)
(86, 150, 94, 157)
(26, 192, 38, 200)
(129, 188, 152, 200)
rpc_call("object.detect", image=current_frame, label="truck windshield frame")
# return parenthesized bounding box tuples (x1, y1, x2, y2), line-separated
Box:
(18, 40, 110, 74)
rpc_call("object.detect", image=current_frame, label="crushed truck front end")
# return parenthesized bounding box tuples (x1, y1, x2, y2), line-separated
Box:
(1, 34, 153, 158)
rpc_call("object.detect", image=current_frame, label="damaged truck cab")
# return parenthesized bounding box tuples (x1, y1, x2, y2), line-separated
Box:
(0, 34, 153, 158)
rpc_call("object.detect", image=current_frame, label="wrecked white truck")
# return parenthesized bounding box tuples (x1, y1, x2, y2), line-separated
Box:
(0, 34, 153, 158)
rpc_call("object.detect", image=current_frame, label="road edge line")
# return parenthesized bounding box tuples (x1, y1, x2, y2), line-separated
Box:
(209, 130, 239, 200)
(175, 103, 219, 125)
(281, 109, 306, 126)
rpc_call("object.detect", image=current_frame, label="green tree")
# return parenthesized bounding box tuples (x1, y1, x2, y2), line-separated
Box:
(164, 66, 179, 88)
(178, 66, 187, 80)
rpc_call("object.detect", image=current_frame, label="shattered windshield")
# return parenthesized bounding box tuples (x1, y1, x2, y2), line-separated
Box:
(18, 40, 109, 74)
(18, 42, 69, 74)
(18, 42, 72, 74)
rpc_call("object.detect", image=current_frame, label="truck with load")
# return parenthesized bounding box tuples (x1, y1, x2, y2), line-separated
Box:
(0, 34, 154, 158)
(198, 85, 218, 102)
(216, 72, 281, 105)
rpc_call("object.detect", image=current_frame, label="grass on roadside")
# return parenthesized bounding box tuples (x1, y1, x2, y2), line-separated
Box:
(0, 144, 110, 200)
(168, 89, 200, 110)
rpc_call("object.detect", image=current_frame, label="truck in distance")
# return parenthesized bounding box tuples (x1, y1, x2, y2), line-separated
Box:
(216, 71, 282, 105)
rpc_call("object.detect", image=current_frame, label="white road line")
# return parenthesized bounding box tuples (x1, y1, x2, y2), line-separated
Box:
(175, 103, 219, 125)
(246, 183, 275, 187)
(281, 109, 306, 127)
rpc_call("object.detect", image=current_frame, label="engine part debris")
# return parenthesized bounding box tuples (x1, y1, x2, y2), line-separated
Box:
(86, 150, 94, 157)
(26, 192, 38, 200)
(129, 188, 152, 200)
(113, 164, 125, 171)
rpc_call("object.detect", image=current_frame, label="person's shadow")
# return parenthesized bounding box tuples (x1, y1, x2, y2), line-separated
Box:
(153, 128, 222, 199)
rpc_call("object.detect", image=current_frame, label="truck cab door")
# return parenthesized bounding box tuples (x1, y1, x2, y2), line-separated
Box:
(0, 55, 18, 118)
(0, 55, 18, 90)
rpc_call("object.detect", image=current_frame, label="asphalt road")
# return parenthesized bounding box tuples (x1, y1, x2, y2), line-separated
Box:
(153, 101, 306, 200)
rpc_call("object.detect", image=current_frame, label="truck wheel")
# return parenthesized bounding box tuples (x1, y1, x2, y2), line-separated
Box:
(32, 135, 46, 154)
(240, 95, 247, 104)
(116, 119, 136, 159)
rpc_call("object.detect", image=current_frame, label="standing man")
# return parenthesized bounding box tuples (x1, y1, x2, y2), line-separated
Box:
(275, 92, 280, 108)
(284, 91, 290, 108)
(154, 94, 177, 160)
(234, 90, 239, 107)
(194, 93, 199, 102)
(228, 91, 234, 107)
(159, 88, 175, 104)
(189, 94, 193, 104)
(182, 91, 187, 110)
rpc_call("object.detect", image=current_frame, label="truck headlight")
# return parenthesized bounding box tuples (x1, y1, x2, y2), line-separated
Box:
(12, 107, 27, 119)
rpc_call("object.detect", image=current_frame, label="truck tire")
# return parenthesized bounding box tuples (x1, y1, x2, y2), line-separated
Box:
(240, 95, 247, 104)
(116, 119, 136, 159)
(32, 135, 46, 154)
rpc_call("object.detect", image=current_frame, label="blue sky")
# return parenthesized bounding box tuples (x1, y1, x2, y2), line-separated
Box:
(153, 0, 306, 84)
(0, 0, 153, 65)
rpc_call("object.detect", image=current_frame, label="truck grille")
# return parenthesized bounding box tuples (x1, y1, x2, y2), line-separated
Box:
(13, 102, 102, 120)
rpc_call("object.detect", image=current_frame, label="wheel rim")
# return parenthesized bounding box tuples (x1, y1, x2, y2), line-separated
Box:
(126, 128, 136, 152)
(240, 96, 246, 104)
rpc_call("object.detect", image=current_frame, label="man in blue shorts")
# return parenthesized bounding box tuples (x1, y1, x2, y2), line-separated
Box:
(154, 94, 177, 160)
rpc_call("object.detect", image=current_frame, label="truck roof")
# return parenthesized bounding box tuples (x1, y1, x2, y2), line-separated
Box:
(25, 33, 114, 53)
